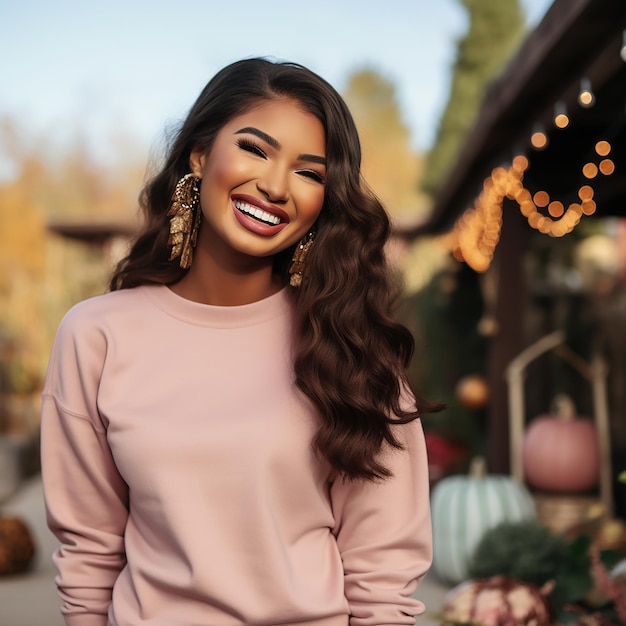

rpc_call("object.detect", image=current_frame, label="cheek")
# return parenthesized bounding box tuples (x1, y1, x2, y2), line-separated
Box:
(199, 158, 252, 212)
(204, 154, 250, 188)
(300, 188, 325, 222)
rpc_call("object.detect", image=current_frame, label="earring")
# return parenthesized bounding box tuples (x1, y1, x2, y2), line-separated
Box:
(289, 230, 315, 287)
(167, 173, 201, 269)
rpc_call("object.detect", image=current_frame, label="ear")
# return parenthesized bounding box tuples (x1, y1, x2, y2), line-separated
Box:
(189, 147, 206, 178)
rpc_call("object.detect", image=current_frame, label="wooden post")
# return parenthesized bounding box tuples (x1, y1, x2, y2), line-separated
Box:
(487, 201, 529, 473)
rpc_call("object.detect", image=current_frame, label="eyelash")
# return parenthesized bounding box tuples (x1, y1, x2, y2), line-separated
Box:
(297, 169, 326, 184)
(237, 138, 267, 158)
(236, 138, 326, 185)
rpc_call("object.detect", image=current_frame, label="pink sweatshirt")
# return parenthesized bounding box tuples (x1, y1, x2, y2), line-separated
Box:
(41, 285, 432, 626)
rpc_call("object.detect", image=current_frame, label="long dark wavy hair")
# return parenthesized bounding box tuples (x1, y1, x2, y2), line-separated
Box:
(110, 57, 440, 481)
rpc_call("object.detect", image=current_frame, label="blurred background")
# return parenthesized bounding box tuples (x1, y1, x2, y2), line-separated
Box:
(3, 0, 626, 624)
(0, 0, 550, 451)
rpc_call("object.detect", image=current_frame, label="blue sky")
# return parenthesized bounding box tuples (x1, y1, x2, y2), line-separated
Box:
(0, 0, 553, 171)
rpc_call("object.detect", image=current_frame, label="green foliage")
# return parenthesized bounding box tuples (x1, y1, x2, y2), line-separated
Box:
(421, 0, 526, 195)
(468, 523, 624, 624)
(549, 535, 595, 611)
(468, 520, 568, 586)
(550, 535, 621, 621)
(399, 261, 487, 453)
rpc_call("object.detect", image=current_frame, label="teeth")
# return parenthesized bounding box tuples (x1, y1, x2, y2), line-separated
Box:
(235, 200, 281, 226)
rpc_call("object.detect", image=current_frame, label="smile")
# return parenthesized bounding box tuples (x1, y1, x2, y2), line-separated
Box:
(234, 200, 282, 226)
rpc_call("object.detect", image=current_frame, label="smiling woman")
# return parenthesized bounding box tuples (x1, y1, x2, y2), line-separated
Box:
(178, 98, 327, 298)
(39, 57, 441, 626)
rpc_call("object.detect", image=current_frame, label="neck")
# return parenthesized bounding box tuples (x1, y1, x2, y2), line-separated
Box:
(170, 247, 283, 306)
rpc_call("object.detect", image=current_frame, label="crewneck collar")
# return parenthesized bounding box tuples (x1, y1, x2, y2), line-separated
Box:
(140, 284, 291, 328)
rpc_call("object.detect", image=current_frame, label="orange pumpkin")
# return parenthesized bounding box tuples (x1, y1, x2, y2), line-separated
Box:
(522, 395, 600, 493)
(0, 515, 36, 575)
(455, 375, 490, 410)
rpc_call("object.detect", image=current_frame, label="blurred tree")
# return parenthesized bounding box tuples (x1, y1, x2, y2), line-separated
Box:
(342, 68, 449, 296)
(421, 0, 525, 195)
(343, 68, 431, 222)
(0, 156, 48, 399)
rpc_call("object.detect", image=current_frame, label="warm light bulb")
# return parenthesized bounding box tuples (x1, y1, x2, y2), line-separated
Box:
(512, 155, 529, 172)
(621, 29, 626, 62)
(554, 102, 569, 128)
(582, 200, 597, 216)
(530, 123, 548, 149)
(578, 78, 594, 107)
(582, 162, 598, 178)
(578, 185, 594, 201)
(599, 159, 615, 175)
(533, 191, 550, 207)
(548, 201, 565, 218)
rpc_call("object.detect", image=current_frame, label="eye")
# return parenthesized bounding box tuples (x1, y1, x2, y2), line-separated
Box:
(296, 169, 326, 184)
(237, 138, 267, 158)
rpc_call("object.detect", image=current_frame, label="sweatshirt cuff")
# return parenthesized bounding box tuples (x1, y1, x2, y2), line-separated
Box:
(64, 613, 109, 626)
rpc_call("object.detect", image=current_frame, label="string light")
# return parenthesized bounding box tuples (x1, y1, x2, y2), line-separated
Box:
(445, 80, 618, 274)
(578, 78, 595, 107)
(582, 142, 613, 177)
(548, 201, 565, 218)
(582, 162, 598, 178)
(530, 123, 548, 149)
(621, 29, 626, 63)
(554, 102, 570, 128)
(533, 191, 549, 207)
(599, 159, 615, 175)
(446, 139, 615, 273)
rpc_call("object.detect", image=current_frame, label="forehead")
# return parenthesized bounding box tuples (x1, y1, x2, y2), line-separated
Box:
(222, 98, 326, 152)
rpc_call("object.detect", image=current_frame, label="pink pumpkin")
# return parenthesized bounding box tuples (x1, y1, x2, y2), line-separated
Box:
(522, 395, 600, 493)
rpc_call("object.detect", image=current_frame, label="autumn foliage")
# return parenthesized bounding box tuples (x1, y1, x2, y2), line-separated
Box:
(0, 117, 144, 432)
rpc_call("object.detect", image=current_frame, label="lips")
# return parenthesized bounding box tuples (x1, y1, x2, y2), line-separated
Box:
(232, 194, 289, 235)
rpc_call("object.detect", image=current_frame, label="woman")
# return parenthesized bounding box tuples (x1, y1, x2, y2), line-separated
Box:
(41, 57, 437, 626)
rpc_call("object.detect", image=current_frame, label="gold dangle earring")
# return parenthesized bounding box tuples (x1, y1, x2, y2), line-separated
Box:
(289, 230, 315, 287)
(167, 173, 201, 269)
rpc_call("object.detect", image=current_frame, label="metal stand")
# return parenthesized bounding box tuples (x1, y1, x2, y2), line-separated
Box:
(505, 330, 613, 518)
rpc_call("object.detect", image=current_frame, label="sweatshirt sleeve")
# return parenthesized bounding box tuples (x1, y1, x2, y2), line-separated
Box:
(40, 307, 129, 626)
(330, 417, 432, 626)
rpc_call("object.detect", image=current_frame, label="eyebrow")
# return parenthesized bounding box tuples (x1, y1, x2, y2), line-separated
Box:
(235, 126, 327, 166)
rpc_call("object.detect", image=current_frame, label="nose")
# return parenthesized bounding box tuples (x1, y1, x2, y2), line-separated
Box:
(256, 166, 289, 203)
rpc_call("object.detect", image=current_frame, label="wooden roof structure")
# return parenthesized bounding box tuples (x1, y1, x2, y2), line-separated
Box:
(47, 220, 137, 245)
(399, 0, 626, 476)
(406, 0, 626, 237)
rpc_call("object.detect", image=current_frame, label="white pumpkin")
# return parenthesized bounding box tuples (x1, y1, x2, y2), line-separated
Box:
(431, 457, 536, 585)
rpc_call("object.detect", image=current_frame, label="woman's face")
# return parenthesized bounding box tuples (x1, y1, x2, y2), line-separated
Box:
(189, 97, 326, 268)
